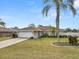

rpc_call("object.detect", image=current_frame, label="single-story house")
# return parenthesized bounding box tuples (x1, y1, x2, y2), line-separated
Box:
(17, 26, 52, 38)
(1, 26, 79, 38)
(17, 27, 79, 38)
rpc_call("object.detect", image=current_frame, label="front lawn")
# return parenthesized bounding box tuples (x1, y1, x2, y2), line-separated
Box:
(0, 38, 79, 59)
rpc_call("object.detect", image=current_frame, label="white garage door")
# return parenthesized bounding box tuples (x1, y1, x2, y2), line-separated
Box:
(18, 32, 33, 38)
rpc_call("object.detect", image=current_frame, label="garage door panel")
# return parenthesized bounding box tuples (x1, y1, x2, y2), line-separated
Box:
(18, 32, 33, 37)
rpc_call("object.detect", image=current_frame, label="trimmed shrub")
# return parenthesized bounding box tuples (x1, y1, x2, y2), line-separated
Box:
(59, 35, 68, 38)
(68, 36, 78, 45)
(41, 33, 49, 38)
(12, 33, 18, 38)
(29, 37, 34, 39)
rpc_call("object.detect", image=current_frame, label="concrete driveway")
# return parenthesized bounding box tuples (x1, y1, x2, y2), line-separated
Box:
(0, 38, 27, 49)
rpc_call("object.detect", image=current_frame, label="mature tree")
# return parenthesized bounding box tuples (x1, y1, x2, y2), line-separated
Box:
(42, 0, 76, 39)
(72, 29, 78, 32)
(50, 25, 56, 36)
(38, 25, 43, 27)
(0, 19, 5, 27)
(50, 25, 56, 32)
(28, 23, 35, 27)
(11, 26, 19, 29)
(65, 28, 72, 32)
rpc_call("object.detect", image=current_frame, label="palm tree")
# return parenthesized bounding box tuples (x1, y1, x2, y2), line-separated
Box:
(50, 25, 56, 37)
(42, 0, 76, 39)
(0, 19, 5, 27)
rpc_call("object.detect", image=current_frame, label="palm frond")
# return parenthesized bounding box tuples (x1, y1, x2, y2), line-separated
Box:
(61, 3, 68, 10)
(67, 0, 75, 5)
(69, 5, 76, 16)
(44, 0, 49, 4)
(42, 5, 51, 16)
(52, 0, 58, 5)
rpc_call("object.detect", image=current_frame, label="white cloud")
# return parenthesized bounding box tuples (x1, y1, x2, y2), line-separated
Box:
(74, 0, 79, 8)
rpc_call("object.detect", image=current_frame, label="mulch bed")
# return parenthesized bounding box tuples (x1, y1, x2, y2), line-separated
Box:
(51, 42, 79, 47)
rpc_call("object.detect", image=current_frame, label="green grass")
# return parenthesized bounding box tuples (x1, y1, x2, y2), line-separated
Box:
(0, 37, 12, 41)
(0, 38, 79, 59)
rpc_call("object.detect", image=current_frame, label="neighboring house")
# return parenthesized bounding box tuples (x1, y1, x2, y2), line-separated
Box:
(0, 27, 15, 37)
(59, 29, 79, 37)
(59, 32, 79, 37)
(17, 26, 52, 38)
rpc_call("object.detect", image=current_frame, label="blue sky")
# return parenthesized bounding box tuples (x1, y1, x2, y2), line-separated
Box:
(0, 0, 79, 29)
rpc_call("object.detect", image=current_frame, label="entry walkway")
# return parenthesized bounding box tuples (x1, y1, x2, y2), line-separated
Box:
(0, 38, 27, 49)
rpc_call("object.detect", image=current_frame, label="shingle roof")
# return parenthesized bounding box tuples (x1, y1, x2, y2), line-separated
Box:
(38, 26, 51, 31)
(0, 27, 16, 32)
(18, 26, 51, 32)
(18, 26, 41, 32)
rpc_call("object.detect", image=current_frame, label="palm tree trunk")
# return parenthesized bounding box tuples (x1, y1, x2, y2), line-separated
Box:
(56, 5, 60, 40)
